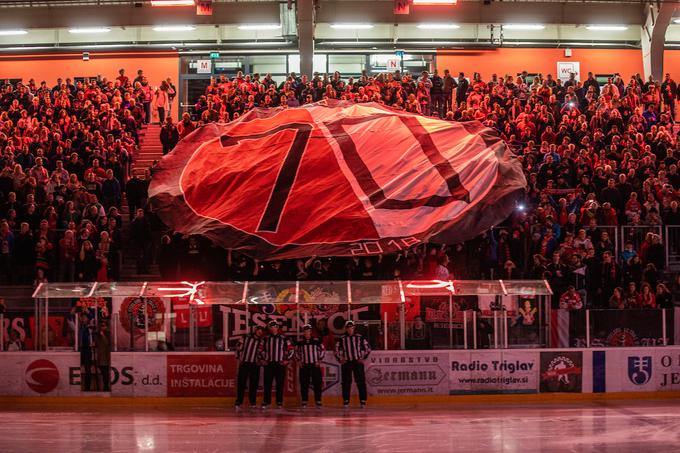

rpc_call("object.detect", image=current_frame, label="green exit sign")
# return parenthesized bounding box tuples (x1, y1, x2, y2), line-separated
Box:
(209, 52, 220, 59)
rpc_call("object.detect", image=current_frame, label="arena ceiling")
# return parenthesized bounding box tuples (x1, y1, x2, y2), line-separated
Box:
(0, 0, 675, 51)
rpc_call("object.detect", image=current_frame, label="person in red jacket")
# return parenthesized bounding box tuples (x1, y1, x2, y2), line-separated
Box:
(177, 112, 196, 139)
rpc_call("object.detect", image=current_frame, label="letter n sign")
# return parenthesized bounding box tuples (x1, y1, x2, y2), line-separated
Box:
(394, 0, 409, 14)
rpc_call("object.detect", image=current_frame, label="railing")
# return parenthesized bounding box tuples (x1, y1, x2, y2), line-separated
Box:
(620, 225, 663, 259)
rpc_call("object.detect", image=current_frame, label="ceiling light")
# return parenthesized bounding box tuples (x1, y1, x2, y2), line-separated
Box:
(503, 24, 545, 30)
(68, 27, 111, 34)
(238, 24, 281, 31)
(152, 25, 196, 32)
(239, 41, 291, 46)
(417, 23, 460, 29)
(150, 0, 194, 5)
(330, 23, 374, 30)
(412, 0, 457, 4)
(585, 25, 628, 31)
(674, 18, 680, 24)
(0, 29, 28, 36)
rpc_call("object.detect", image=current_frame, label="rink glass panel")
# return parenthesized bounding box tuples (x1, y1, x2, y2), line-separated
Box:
(20, 280, 581, 352)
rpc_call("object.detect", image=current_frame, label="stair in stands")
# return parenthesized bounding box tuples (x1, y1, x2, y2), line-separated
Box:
(132, 123, 164, 173)
(119, 123, 163, 282)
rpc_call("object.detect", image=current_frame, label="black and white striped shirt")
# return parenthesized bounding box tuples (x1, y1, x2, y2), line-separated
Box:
(335, 334, 371, 362)
(295, 338, 325, 364)
(237, 334, 264, 363)
(263, 334, 294, 363)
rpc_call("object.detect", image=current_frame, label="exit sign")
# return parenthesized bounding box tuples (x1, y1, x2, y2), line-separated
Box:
(209, 52, 220, 59)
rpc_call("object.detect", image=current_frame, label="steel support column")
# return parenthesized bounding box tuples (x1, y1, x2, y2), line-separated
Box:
(642, 2, 676, 80)
(297, 0, 315, 77)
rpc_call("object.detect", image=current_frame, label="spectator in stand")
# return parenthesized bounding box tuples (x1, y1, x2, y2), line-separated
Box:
(160, 116, 180, 155)
(95, 321, 111, 391)
(559, 286, 583, 310)
(76, 240, 97, 282)
(101, 169, 121, 210)
(443, 69, 456, 114)
(154, 81, 171, 125)
(7, 329, 23, 351)
(116, 69, 129, 87)
(430, 69, 444, 117)
(177, 112, 196, 139)
(130, 208, 152, 275)
(406, 315, 433, 350)
(609, 287, 626, 309)
(59, 229, 77, 282)
(79, 312, 95, 390)
(638, 282, 657, 308)
(0, 221, 13, 284)
(125, 170, 149, 222)
(166, 77, 177, 118)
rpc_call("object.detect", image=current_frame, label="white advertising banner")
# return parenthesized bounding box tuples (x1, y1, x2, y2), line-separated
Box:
(318, 351, 449, 397)
(449, 350, 539, 394)
(365, 351, 449, 396)
(110, 353, 167, 396)
(5, 347, 680, 398)
(0, 353, 81, 396)
(606, 348, 680, 392)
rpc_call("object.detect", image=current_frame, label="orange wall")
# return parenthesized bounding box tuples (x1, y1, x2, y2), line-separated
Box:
(436, 48, 645, 79)
(0, 51, 180, 120)
(663, 50, 680, 77)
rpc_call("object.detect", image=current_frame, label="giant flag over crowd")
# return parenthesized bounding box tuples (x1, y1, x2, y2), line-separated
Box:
(149, 100, 526, 259)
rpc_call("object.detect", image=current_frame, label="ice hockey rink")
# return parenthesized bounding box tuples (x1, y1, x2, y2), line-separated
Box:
(1, 400, 679, 453)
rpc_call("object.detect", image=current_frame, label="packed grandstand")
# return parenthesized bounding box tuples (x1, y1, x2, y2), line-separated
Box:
(0, 68, 679, 312)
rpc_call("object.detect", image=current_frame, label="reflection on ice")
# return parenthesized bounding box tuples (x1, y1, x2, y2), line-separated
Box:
(1, 401, 679, 453)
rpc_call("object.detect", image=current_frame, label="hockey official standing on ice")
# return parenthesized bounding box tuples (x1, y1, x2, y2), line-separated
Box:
(335, 320, 371, 408)
(235, 325, 265, 410)
(295, 324, 325, 408)
(262, 320, 294, 409)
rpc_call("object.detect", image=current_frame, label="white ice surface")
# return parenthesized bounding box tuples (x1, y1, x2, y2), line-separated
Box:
(1, 400, 679, 452)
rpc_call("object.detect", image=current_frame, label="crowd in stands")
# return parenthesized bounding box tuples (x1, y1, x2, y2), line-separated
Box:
(0, 69, 175, 285)
(2, 66, 680, 311)
(158, 68, 680, 309)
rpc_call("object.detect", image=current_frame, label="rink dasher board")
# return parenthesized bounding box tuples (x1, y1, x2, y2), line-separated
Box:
(2, 348, 680, 397)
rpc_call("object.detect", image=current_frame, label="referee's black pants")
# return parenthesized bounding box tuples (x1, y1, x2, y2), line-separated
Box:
(235, 362, 260, 406)
(299, 363, 322, 404)
(341, 360, 367, 404)
(263, 362, 286, 406)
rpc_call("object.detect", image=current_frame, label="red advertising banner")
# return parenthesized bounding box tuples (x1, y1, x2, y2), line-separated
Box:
(173, 301, 213, 328)
(167, 354, 236, 397)
(167, 354, 236, 396)
(167, 354, 297, 398)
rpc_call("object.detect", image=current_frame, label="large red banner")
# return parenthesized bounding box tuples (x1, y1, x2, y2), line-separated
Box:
(150, 101, 526, 259)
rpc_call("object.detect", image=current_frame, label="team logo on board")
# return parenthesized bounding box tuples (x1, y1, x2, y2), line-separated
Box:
(627, 356, 652, 385)
(25, 359, 59, 394)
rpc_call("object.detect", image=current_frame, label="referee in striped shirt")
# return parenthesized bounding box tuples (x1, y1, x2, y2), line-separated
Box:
(235, 325, 265, 410)
(295, 324, 325, 408)
(262, 320, 294, 409)
(335, 320, 371, 408)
